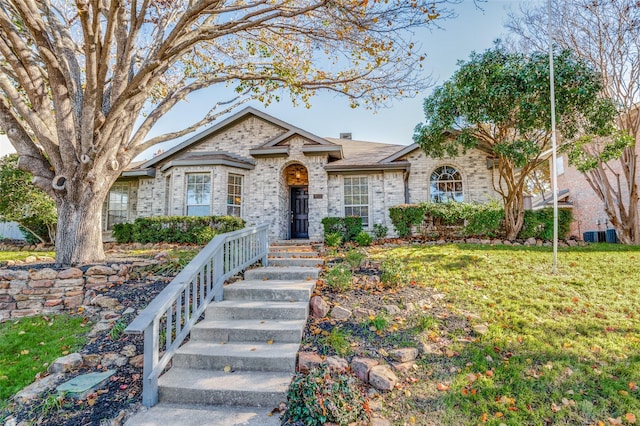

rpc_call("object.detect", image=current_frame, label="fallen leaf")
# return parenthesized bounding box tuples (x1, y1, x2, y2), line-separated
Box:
(625, 413, 637, 424)
(436, 383, 449, 392)
(18, 331, 25, 335)
(223, 365, 231, 373)
(551, 403, 561, 413)
(20, 350, 29, 355)
(480, 413, 488, 423)
(607, 417, 622, 425)
(267, 340, 273, 345)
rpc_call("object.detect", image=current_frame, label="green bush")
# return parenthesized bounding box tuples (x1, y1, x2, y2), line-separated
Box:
(112, 222, 134, 243)
(518, 208, 573, 240)
(112, 216, 245, 244)
(325, 264, 352, 292)
(463, 201, 504, 237)
(344, 249, 366, 270)
(320, 216, 363, 242)
(355, 231, 372, 246)
(388, 204, 426, 237)
(380, 256, 407, 288)
(373, 223, 388, 240)
(324, 232, 342, 247)
(283, 365, 369, 426)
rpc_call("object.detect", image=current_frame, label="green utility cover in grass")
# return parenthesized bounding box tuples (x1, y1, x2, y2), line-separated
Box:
(56, 370, 115, 399)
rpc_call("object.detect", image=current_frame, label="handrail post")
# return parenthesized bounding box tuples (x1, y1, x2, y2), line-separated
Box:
(142, 319, 159, 406)
(262, 230, 269, 267)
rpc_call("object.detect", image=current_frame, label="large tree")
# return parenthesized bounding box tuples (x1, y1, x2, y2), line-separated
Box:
(414, 45, 616, 239)
(0, 0, 460, 264)
(507, 0, 640, 244)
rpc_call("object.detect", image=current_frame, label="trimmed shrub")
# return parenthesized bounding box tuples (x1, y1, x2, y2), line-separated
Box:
(388, 204, 426, 237)
(113, 215, 245, 244)
(372, 223, 388, 240)
(320, 216, 363, 242)
(112, 223, 134, 243)
(518, 208, 573, 240)
(355, 231, 372, 246)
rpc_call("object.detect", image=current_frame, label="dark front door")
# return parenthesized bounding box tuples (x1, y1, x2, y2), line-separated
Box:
(291, 187, 309, 239)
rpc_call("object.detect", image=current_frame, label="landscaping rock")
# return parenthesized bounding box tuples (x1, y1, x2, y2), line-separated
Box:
(48, 353, 83, 374)
(91, 295, 121, 310)
(392, 362, 416, 373)
(353, 307, 374, 318)
(388, 347, 418, 363)
(370, 417, 392, 426)
(29, 268, 58, 281)
(13, 373, 63, 404)
(58, 268, 83, 280)
(369, 365, 398, 391)
(120, 345, 137, 358)
(129, 354, 144, 368)
(325, 356, 349, 372)
(473, 324, 489, 335)
(101, 352, 128, 368)
(351, 357, 379, 383)
(330, 305, 351, 320)
(524, 237, 537, 246)
(85, 265, 116, 276)
(310, 295, 329, 318)
(383, 304, 401, 315)
(298, 351, 323, 373)
(82, 354, 102, 368)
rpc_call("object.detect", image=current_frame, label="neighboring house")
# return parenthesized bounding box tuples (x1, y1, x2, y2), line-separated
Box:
(0, 221, 24, 240)
(105, 107, 499, 241)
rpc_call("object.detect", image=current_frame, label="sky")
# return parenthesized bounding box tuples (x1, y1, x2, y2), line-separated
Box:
(0, 0, 537, 160)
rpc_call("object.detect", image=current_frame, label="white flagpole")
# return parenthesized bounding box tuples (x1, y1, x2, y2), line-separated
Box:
(548, 0, 559, 274)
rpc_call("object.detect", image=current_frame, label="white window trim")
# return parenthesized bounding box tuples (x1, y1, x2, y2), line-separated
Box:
(429, 165, 464, 203)
(107, 182, 130, 230)
(185, 171, 212, 216)
(343, 175, 371, 228)
(227, 173, 243, 217)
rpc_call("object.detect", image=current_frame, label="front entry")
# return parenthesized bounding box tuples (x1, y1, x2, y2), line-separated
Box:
(290, 187, 309, 239)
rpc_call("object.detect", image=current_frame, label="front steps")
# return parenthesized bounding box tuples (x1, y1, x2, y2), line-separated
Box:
(126, 241, 321, 426)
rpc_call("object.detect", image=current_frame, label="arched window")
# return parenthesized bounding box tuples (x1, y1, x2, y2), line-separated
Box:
(430, 166, 463, 202)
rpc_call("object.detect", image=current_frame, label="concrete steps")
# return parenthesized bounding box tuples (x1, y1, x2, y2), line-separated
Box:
(126, 241, 320, 426)
(157, 368, 291, 407)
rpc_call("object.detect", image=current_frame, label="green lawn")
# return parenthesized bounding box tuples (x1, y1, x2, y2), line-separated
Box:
(370, 243, 640, 425)
(0, 251, 55, 262)
(0, 315, 90, 408)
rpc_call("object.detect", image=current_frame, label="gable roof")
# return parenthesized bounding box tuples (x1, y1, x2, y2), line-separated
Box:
(141, 106, 342, 168)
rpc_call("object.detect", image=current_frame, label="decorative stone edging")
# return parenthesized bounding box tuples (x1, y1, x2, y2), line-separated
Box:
(0, 264, 132, 321)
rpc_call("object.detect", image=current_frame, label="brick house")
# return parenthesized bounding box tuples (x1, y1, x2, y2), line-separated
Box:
(105, 107, 498, 240)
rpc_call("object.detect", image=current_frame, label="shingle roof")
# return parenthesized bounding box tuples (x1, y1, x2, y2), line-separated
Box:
(324, 138, 406, 168)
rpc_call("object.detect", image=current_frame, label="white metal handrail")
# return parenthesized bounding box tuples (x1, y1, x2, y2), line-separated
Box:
(125, 223, 269, 406)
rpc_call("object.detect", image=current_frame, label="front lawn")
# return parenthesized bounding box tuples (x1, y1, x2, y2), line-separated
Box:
(0, 251, 55, 263)
(368, 243, 640, 425)
(0, 315, 90, 408)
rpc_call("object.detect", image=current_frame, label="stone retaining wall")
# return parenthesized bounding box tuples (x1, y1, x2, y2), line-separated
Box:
(0, 264, 130, 321)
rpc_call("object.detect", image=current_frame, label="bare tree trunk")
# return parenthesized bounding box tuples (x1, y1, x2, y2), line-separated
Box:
(504, 191, 525, 240)
(55, 195, 105, 265)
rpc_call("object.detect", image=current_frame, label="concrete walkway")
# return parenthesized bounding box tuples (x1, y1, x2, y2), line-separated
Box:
(126, 241, 322, 426)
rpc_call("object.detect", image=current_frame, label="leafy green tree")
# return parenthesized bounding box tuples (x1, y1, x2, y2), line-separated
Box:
(0, 154, 56, 243)
(414, 45, 616, 239)
(0, 0, 456, 264)
(508, 0, 640, 244)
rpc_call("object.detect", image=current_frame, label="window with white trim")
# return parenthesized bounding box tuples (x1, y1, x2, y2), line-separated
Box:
(430, 166, 463, 202)
(186, 173, 211, 216)
(344, 176, 369, 226)
(227, 173, 243, 217)
(107, 182, 129, 229)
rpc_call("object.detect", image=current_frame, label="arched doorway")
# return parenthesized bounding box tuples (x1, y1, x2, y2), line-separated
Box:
(283, 163, 309, 239)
